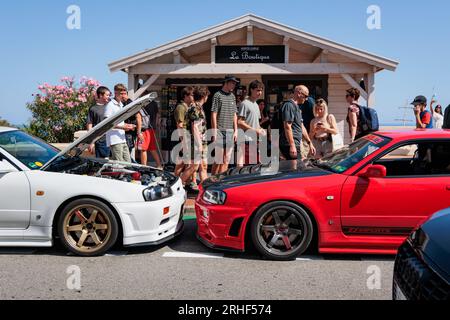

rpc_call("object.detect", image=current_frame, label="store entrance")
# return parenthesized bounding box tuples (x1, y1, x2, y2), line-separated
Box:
(262, 75, 328, 114)
(159, 79, 224, 158)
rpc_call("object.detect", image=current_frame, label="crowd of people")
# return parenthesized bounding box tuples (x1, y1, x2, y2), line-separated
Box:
(85, 76, 449, 192)
(86, 84, 162, 169)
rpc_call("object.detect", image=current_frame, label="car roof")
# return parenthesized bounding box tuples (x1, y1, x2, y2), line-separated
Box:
(0, 127, 17, 133)
(376, 129, 450, 140)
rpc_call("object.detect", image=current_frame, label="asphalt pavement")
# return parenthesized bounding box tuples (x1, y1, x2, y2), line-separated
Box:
(0, 215, 395, 300)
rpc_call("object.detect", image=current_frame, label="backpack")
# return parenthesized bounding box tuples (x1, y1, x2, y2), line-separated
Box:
(140, 107, 151, 130)
(270, 100, 295, 130)
(357, 105, 379, 134)
(443, 105, 450, 129)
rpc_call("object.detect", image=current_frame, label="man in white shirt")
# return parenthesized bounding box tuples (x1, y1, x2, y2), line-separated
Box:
(104, 84, 136, 162)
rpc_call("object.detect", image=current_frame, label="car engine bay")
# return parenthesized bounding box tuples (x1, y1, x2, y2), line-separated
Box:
(44, 156, 178, 188)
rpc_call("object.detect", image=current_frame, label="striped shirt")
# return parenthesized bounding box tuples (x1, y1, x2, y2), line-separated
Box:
(211, 90, 237, 131)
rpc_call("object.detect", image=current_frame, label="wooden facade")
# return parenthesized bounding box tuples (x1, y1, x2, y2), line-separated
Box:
(109, 14, 398, 142)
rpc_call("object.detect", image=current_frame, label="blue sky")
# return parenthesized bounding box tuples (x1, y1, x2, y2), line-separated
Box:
(1, 0, 449, 125)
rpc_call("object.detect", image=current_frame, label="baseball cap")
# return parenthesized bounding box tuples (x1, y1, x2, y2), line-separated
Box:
(411, 95, 427, 106)
(222, 75, 240, 83)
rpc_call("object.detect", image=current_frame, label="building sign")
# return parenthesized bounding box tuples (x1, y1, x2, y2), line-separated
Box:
(215, 46, 285, 64)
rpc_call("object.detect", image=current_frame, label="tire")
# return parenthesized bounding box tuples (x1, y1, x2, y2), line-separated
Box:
(57, 198, 119, 257)
(250, 201, 314, 261)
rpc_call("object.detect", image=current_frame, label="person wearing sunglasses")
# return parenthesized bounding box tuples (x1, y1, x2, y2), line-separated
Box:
(346, 87, 362, 142)
(430, 98, 444, 129)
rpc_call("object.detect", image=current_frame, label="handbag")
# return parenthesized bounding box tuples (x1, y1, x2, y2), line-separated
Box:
(327, 115, 344, 152)
(330, 133, 344, 152)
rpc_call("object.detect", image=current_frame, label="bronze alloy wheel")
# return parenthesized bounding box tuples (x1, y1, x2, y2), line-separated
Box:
(58, 199, 118, 256)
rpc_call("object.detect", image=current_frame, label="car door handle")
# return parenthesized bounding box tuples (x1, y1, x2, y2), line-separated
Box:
(447, 185, 450, 191)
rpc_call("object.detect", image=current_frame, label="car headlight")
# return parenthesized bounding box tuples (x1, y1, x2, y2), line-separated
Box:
(203, 190, 227, 205)
(143, 185, 173, 201)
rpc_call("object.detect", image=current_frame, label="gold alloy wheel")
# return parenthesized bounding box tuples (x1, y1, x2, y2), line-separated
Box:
(62, 205, 112, 254)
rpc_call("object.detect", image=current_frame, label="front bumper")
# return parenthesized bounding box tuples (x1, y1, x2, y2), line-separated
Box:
(393, 240, 450, 300)
(125, 220, 185, 247)
(115, 179, 187, 247)
(195, 198, 249, 252)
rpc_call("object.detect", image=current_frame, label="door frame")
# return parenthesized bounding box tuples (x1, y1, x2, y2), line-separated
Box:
(351, 138, 450, 178)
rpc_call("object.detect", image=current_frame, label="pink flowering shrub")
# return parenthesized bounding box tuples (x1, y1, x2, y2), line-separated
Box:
(26, 77, 100, 143)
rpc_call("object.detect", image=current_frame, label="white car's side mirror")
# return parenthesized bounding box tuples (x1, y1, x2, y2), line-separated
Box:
(0, 160, 16, 174)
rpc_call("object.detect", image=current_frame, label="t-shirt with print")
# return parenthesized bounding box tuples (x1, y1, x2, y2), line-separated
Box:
(280, 100, 303, 147)
(104, 99, 126, 147)
(238, 99, 261, 142)
(348, 104, 363, 138)
(211, 90, 237, 131)
(188, 103, 207, 146)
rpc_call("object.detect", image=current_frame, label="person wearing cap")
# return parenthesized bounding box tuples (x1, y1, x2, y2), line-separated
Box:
(211, 75, 239, 175)
(412, 95, 433, 129)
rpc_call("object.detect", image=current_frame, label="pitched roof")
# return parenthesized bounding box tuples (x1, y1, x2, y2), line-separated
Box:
(108, 14, 398, 73)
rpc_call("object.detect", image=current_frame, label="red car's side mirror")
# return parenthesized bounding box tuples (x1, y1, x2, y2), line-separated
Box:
(358, 165, 387, 179)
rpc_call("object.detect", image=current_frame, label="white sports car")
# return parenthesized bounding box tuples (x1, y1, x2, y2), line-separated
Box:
(0, 94, 186, 256)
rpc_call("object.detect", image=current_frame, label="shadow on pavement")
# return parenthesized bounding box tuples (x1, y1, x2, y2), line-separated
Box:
(0, 219, 396, 262)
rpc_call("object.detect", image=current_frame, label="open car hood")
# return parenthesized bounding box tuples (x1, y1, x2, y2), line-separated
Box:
(42, 93, 156, 169)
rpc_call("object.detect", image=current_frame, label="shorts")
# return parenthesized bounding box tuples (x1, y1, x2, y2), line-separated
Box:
(190, 143, 208, 165)
(216, 130, 235, 150)
(141, 129, 157, 152)
(301, 140, 311, 160)
(280, 145, 301, 160)
(237, 142, 260, 165)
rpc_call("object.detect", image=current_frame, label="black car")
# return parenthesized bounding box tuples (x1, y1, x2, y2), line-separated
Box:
(393, 208, 450, 300)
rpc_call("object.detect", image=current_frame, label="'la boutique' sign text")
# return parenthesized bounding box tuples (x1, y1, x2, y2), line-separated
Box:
(215, 46, 285, 64)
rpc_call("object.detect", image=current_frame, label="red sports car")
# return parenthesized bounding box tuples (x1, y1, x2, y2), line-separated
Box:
(196, 130, 450, 260)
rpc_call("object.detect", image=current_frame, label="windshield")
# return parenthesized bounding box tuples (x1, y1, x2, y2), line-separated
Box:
(315, 134, 391, 173)
(0, 130, 59, 170)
